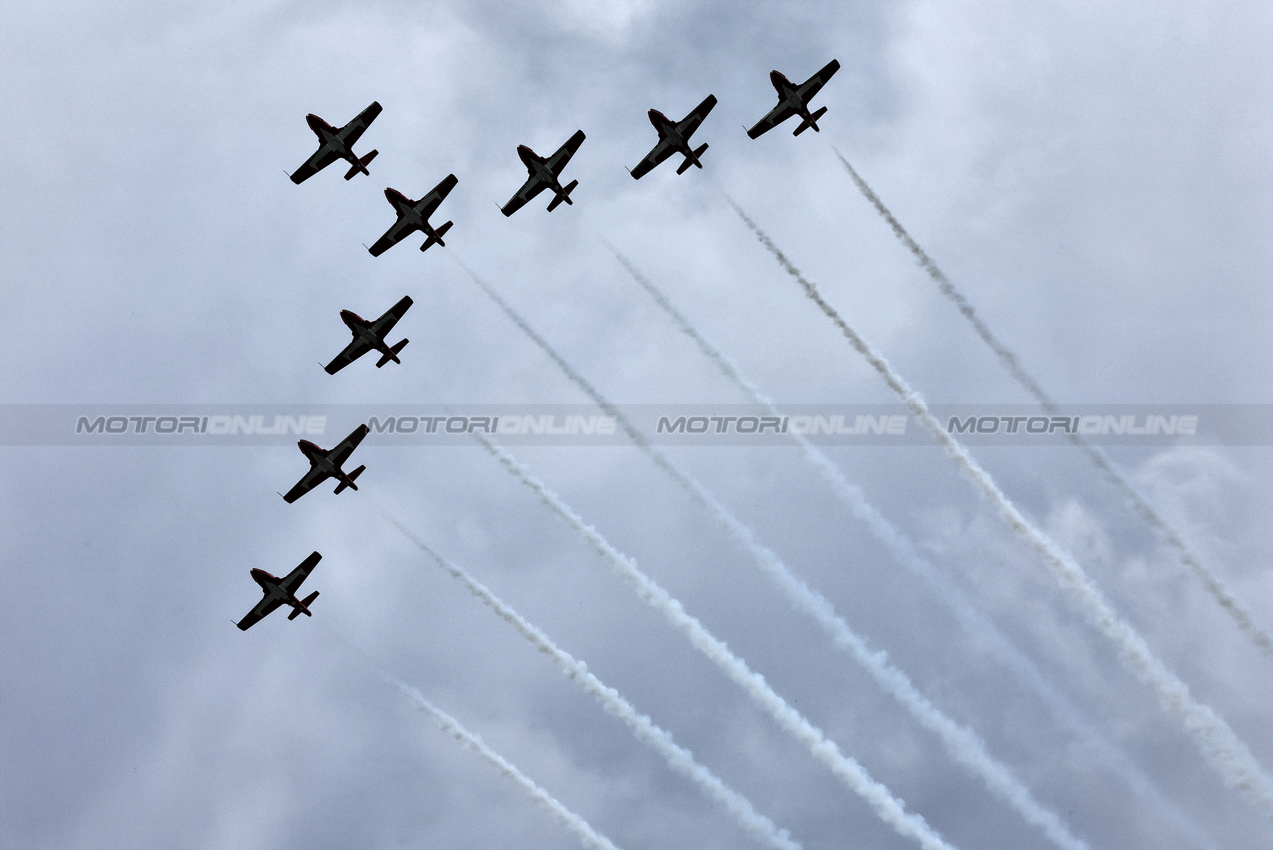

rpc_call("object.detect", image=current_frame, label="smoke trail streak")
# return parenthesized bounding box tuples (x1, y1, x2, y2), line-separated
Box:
(459, 255, 1083, 849)
(372, 504, 802, 850)
(470, 431, 958, 850)
(320, 627, 623, 850)
(726, 195, 1273, 822)
(832, 148, 1273, 660)
(456, 256, 1082, 849)
(605, 246, 1220, 850)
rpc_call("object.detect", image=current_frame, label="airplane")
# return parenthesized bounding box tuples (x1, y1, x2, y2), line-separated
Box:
(746, 60, 841, 138)
(289, 101, 383, 184)
(281, 423, 370, 503)
(629, 94, 718, 179)
(368, 174, 459, 256)
(500, 130, 586, 216)
(324, 296, 414, 374)
(235, 551, 322, 631)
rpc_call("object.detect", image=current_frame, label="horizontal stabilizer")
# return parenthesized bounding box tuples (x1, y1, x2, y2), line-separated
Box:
(547, 180, 578, 212)
(676, 143, 709, 175)
(376, 338, 409, 367)
(793, 106, 827, 136)
(333, 464, 365, 494)
(288, 589, 320, 619)
(420, 220, 452, 251)
(344, 149, 379, 180)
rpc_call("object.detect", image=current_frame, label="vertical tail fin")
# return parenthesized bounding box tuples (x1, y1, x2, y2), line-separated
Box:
(547, 180, 578, 212)
(793, 107, 827, 136)
(376, 339, 409, 367)
(288, 590, 320, 619)
(344, 149, 379, 180)
(420, 220, 453, 251)
(676, 143, 710, 174)
(333, 465, 365, 494)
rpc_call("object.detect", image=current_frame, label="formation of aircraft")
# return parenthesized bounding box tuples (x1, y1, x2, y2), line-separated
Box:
(289, 101, 383, 184)
(280, 423, 370, 503)
(325, 296, 414, 374)
(236, 551, 323, 630)
(501, 130, 587, 216)
(247, 60, 842, 630)
(629, 95, 718, 179)
(368, 175, 459, 256)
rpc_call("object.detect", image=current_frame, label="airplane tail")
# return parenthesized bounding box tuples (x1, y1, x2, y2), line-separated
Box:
(334, 465, 365, 494)
(420, 220, 453, 251)
(547, 180, 578, 212)
(376, 339, 409, 367)
(344, 149, 379, 180)
(288, 590, 320, 619)
(793, 107, 827, 136)
(676, 143, 709, 174)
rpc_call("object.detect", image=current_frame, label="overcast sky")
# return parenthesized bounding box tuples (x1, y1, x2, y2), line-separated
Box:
(3, 1, 1273, 848)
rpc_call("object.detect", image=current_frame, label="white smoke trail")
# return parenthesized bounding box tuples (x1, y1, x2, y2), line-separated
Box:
(398, 684, 623, 850)
(605, 246, 1220, 850)
(459, 256, 1083, 850)
(726, 195, 1273, 821)
(472, 430, 957, 850)
(321, 628, 623, 850)
(374, 505, 802, 850)
(832, 148, 1273, 660)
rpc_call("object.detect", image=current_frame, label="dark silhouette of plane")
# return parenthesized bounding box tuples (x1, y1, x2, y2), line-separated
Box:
(236, 551, 322, 630)
(501, 130, 586, 215)
(368, 174, 458, 256)
(629, 95, 717, 179)
(747, 61, 840, 138)
(324, 296, 413, 374)
(281, 424, 369, 503)
(290, 102, 382, 183)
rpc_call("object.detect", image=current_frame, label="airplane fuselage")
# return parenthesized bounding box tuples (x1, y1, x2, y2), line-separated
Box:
(393, 197, 427, 230)
(650, 111, 686, 146)
(297, 439, 358, 489)
(771, 72, 815, 123)
(649, 110, 700, 163)
(384, 190, 445, 243)
(340, 311, 391, 355)
(307, 114, 357, 163)
(249, 568, 311, 615)
(518, 146, 565, 196)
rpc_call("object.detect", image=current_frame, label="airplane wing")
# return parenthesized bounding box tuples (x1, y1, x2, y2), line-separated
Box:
(235, 595, 283, 631)
(415, 173, 459, 220)
(677, 94, 718, 138)
(368, 217, 418, 257)
(289, 148, 342, 184)
(328, 423, 370, 468)
(281, 551, 322, 594)
(746, 101, 799, 139)
(546, 130, 586, 175)
(282, 465, 330, 503)
(629, 138, 677, 179)
(340, 101, 383, 148)
(501, 174, 548, 217)
(795, 59, 840, 101)
(323, 336, 373, 374)
(369, 295, 413, 337)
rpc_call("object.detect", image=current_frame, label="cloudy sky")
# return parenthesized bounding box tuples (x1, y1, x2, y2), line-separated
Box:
(4, 1, 1273, 848)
